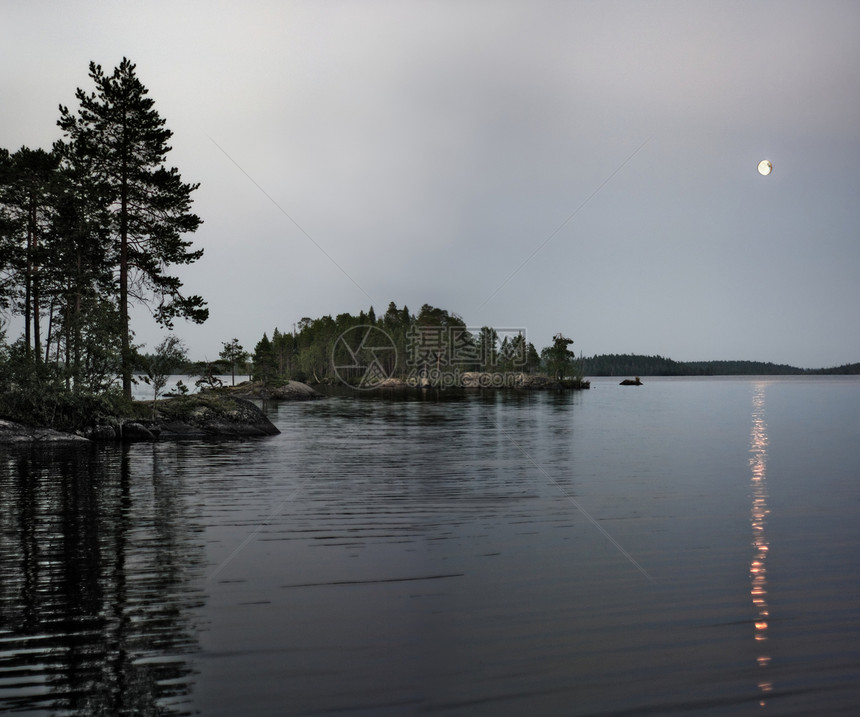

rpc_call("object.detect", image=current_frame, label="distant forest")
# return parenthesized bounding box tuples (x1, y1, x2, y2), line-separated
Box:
(579, 354, 860, 376)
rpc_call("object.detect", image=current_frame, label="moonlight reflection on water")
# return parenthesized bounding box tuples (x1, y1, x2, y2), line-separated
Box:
(749, 383, 772, 704)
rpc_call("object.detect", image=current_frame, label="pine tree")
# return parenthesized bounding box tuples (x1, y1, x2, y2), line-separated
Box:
(56, 58, 207, 399)
(476, 327, 499, 371)
(271, 328, 294, 379)
(219, 338, 249, 386)
(49, 161, 116, 389)
(541, 333, 577, 382)
(0, 147, 61, 362)
(253, 334, 276, 386)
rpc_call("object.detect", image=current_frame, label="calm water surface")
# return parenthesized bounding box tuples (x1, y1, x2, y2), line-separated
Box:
(2, 377, 859, 715)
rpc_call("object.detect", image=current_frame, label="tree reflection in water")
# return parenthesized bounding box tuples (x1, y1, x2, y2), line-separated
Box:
(0, 443, 206, 715)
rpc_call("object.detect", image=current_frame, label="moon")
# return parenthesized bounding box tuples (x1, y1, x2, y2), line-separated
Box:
(757, 160, 772, 176)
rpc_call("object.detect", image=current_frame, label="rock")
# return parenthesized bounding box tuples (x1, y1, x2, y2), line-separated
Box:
(156, 420, 207, 438)
(152, 396, 280, 437)
(0, 418, 90, 443)
(620, 377, 643, 386)
(457, 371, 524, 388)
(85, 424, 119, 441)
(122, 422, 157, 440)
(515, 374, 561, 390)
(223, 380, 323, 401)
(1, 395, 279, 443)
(268, 381, 323, 400)
(374, 377, 407, 388)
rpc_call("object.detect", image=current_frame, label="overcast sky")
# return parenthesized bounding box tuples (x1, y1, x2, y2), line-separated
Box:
(3, 0, 859, 368)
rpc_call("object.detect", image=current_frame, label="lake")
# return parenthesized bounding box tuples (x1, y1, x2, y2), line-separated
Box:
(2, 376, 859, 715)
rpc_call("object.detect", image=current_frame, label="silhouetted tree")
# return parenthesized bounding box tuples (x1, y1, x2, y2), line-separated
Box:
(56, 58, 207, 399)
(0, 147, 62, 361)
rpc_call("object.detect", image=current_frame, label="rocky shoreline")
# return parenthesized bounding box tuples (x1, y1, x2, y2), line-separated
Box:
(0, 418, 92, 444)
(372, 372, 590, 390)
(0, 395, 280, 443)
(0, 380, 329, 444)
(0, 375, 587, 443)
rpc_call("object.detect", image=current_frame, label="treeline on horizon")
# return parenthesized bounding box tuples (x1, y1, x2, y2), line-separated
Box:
(580, 354, 860, 376)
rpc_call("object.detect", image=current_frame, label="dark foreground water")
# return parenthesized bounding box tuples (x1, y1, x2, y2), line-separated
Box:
(2, 377, 859, 715)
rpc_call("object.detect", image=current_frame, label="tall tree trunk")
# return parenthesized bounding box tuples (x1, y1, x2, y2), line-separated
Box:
(24, 226, 32, 360)
(30, 203, 41, 363)
(120, 176, 131, 400)
(54, 311, 63, 369)
(71, 245, 82, 389)
(64, 295, 72, 391)
(44, 296, 54, 364)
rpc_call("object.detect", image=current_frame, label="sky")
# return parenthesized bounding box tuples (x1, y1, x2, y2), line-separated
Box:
(2, 0, 859, 368)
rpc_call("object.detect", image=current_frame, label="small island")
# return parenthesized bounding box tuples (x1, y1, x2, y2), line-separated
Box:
(248, 306, 590, 392)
